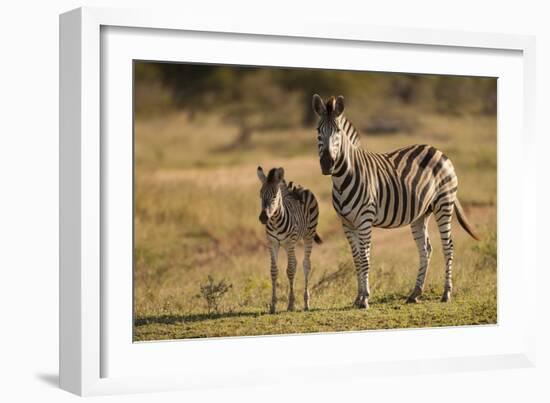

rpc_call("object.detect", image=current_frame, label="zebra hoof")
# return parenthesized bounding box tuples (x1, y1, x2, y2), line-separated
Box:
(269, 305, 276, 314)
(304, 292, 310, 311)
(354, 296, 369, 309)
(440, 290, 451, 303)
(406, 287, 422, 303)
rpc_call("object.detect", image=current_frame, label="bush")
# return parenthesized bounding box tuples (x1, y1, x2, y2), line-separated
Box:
(197, 275, 233, 314)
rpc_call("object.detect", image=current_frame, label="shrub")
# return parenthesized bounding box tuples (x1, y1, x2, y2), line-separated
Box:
(197, 275, 233, 314)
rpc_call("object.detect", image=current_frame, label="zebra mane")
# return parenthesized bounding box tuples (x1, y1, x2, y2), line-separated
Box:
(340, 116, 361, 147)
(287, 181, 307, 203)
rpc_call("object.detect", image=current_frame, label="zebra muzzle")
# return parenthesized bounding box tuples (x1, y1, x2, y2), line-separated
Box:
(320, 150, 333, 175)
(259, 210, 268, 224)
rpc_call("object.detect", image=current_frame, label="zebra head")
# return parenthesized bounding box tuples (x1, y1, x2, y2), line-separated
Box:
(257, 166, 285, 224)
(312, 94, 345, 175)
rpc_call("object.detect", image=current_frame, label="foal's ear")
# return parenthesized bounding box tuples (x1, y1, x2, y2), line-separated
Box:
(312, 94, 326, 116)
(276, 167, 285, 182)
(334, 95, 345, 117)
(257, 166, 266, 183)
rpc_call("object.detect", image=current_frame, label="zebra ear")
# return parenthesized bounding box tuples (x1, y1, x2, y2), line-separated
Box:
(312, 94, 326, 116)
(276, 167, 285, 182)
(334, 95, 345, 117)
(257, 166, 266, 183)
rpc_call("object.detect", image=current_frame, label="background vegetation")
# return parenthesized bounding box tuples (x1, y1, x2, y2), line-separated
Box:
(134, 62, 497, 341)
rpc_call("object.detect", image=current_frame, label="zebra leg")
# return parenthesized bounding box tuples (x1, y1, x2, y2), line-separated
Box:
(285, 245, 297, 312)
(406, 214, 433, 303)
(269, 243, 279, 314)
(342, 227, 363, 308)
(357, 227, 373, 309)
(303, 237, 313, 311)
(434, 203, 455, 302)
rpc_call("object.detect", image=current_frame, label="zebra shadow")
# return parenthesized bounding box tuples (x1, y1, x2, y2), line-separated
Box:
(134, 295, 436, 327)
(134, 311, 263, 326)
(134, 307, 348, 326)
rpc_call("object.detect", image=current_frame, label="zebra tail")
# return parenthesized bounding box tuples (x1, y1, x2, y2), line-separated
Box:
(313, 233, 323, 245)
(454, 199, 480, 241)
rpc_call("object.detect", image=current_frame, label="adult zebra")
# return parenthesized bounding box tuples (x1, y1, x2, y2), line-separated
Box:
(312, 94, 479, 308)
(257, 166, 322, 313)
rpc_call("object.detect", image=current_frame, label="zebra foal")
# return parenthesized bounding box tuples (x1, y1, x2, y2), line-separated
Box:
(312, 94, 479, 309)
(257, 166, 322, 313)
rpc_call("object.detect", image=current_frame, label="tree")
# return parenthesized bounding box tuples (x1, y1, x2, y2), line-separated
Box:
(156, 65, 303, 146)
(217, 69, 303, 146)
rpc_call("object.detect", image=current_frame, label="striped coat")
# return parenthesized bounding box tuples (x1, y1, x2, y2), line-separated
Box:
(313, 94, 478, 308)
(257, 167, 322, 313)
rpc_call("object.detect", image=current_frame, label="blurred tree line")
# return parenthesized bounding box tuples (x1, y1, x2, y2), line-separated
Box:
(134, 62, 496, 145)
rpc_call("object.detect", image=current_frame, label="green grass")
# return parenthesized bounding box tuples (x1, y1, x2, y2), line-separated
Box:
(135, 294, 496, 341)
(134, 109, 497, 341)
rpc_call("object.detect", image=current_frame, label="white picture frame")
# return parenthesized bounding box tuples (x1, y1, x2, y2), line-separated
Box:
(59, 6, 537, 396)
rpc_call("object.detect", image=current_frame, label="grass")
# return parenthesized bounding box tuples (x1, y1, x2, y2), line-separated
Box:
(134, 109, 497, 341)
(135, 295, 496, 340)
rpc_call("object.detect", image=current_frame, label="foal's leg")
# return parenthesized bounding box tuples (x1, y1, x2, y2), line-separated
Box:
(285, 244, 298, 311)
(303, 237, 313, 311)
(269, 243, 280, 314)
(406, 213, 433, 303)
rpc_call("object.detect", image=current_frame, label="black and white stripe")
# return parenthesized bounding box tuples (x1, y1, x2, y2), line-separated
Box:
(313, 94, 479, 308)
(257, 166, 322, 313)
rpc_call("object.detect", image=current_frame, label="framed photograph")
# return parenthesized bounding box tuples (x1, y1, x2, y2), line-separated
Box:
(60, 6, 537, 396)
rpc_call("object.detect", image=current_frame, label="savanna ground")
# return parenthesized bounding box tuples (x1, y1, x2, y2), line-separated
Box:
(134, 107, 497, 341)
